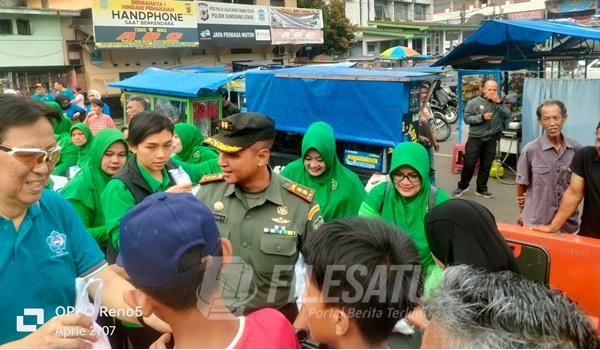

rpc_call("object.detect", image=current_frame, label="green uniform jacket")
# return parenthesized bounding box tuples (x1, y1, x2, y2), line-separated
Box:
(102, 158, 221, 253)
(464, 96, 512, 140)
(195, 171, 323, 315)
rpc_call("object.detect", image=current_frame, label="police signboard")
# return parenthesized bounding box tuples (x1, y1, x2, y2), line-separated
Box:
(92, 0, 199, 48)
(197, 2, 271, 46)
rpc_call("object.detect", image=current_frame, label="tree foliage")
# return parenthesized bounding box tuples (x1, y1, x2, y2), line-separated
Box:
(298, 0, 356, 56)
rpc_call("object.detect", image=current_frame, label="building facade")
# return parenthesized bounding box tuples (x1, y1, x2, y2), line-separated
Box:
(0, 7, 80, 94)
(433, 0, 547, 24)
(18, 0, 322, 107)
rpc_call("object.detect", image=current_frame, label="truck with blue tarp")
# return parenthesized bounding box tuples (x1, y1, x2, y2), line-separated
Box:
(245, 65, 441, 182)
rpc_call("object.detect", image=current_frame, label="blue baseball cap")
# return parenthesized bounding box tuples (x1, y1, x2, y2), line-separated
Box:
(117, 192, 222, 287)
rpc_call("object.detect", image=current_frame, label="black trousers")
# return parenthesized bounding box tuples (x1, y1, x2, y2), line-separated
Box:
(458, 135, 499, 192)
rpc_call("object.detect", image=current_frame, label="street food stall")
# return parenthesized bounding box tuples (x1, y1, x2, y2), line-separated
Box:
(245, 65, 441, 183)
(109, 67, 244, 136)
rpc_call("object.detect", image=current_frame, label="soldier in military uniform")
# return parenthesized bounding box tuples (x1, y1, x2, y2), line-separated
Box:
(196, 112, 323, 323)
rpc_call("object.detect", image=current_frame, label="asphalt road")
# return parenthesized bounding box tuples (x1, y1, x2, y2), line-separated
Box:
(434, 123, 519, 225)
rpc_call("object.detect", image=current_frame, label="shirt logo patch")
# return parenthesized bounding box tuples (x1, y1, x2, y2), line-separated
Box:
(46, 231, 68, 257)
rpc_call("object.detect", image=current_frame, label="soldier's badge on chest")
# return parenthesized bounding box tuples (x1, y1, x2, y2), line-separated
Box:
(277, 205, 288, 216)
(272, 216, 291, 224)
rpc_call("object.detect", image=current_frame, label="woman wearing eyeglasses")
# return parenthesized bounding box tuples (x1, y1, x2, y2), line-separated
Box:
(61, 129, 128, 252)
(0, 96, 168, 348)
(359, 142, 449, 278)
(280, 121, 366, 221)
(70, 122, 93, 168)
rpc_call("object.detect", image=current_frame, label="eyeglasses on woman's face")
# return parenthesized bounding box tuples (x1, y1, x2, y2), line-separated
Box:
(392, 170, 421, 184)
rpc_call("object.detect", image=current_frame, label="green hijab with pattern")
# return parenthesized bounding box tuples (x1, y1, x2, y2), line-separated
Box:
(70, 123, 94, 167)
(61, 129, 128, 212)
(173, 123, 218, 163)
(280, 121, 365, 221)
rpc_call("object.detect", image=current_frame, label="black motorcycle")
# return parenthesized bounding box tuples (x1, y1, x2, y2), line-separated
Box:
(430, 83, 458, 124)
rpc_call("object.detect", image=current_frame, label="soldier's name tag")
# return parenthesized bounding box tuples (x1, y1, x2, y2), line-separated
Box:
(213, 213, 227, 223)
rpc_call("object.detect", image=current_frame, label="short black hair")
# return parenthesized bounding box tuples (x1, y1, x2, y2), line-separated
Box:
(55, 94, 69, 106)
(134, 245, 223, 310)
(54, 81, 65, 87)
(0, 95, 60, 142)
(421, 82, 431, 91)
(89, 98, 103, 108)
(303, 217, 423, 344)
(536, 99, 567, 119)
(127, 111, 174, 146)
(128, 96, 147, 110)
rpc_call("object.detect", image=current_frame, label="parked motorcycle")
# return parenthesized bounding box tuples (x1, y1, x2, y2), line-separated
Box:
(430, 83, 458, 124)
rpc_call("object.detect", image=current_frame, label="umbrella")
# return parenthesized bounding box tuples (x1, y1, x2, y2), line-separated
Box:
(380, 46, 421, 59)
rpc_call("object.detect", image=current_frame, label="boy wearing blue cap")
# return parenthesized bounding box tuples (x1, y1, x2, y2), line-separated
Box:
(118, 192, 300, 348)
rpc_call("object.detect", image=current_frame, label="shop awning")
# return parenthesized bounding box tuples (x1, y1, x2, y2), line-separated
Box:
(433, 20, 600, 69)
(108, 67, 243, 98)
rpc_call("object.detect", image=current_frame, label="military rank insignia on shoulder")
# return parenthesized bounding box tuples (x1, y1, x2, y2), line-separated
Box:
(284, 181, 315, 203)
(199, 173, 225, 185)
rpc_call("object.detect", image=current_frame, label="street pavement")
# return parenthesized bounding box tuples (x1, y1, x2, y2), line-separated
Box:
(434, 123, 519, 225)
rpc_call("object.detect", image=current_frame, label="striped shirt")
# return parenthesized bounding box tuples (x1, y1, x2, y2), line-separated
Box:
(85, 113, 116, 134)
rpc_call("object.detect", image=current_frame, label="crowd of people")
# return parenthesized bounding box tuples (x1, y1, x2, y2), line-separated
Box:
(0, 78, 599, 349)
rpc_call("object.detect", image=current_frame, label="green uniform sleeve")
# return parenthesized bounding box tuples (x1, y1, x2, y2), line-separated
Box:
(358, 182, 386, 218)
(68, 199, 108, 249)
(53, 144, 78, 176)
(101, 179, 136, 251)
(175, 158, 222, 183)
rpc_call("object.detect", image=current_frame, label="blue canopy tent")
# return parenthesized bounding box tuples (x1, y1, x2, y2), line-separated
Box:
(431, 20, 600, 143)
(109, 67, 244, 131)
(109, 67, 244, 98)
(246, 66, 440, 149)
(433, 20, 600, 70)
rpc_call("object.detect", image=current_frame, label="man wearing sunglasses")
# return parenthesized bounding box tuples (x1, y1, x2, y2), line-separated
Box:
(0, 96, 167, 347)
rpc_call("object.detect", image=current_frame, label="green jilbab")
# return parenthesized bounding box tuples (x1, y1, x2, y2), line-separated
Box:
(46, 101, 77, 177)
(280, 121, 366, 221)
(173, 123, 217, 164)
(70, 123, 94, 167)
(60, 129, 128, 250)
(359, 142, 449, 273)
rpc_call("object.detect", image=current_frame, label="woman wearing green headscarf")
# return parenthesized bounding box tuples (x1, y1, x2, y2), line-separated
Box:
(46, 101, 78, 177)
(281, 121, 366, 221)
(171, 123, 217, 164)
(61, 129, 128, 250)
(70, 123, 94, 167)
(359, 142, 449, 275)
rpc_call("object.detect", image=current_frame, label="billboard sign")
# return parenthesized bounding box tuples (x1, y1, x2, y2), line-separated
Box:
(270, 7, 323, 29)
(270, 27, 323, 44)
(197, 1, 271, 46)
(92, 0, 199, 48)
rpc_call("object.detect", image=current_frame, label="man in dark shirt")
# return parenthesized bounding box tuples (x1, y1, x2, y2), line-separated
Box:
(535, 121, 600, 238)
(220, 87, 240, 118)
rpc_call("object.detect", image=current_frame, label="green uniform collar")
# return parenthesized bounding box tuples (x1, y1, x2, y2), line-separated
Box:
(136, 159, 171, 192)
(224, 171, 284, 206)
